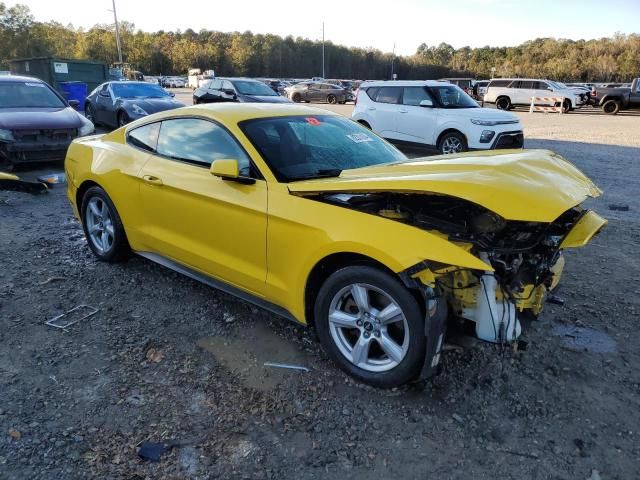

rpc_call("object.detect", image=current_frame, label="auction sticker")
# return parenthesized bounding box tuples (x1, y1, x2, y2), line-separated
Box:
(305, 117, 321, 126)
(346, 133, 373, 143)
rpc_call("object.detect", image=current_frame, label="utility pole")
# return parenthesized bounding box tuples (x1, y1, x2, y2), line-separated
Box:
(391, 42, 396, 80)
(322, 22, 325, 79)
(112, 0, 123, 64)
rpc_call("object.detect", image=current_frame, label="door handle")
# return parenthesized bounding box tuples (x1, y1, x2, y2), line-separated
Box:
(399, 109, 408, 113)
(142, 175, 163, 186)
(367, 107, 376, 111)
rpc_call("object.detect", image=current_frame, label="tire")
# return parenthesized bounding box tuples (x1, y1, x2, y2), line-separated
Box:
(292, 93, 301, 103)
(327, 94, 337, 104)
(602, 99, 620, 115)
(85, 104, 97, 125)
(80, 186, 129, 262)
(562, 99, 572, 113)
(117, 110, 130, 128)
(314, 266, 426, 388)
(496, 96, 511, 110)
(438, 131, 467, 154)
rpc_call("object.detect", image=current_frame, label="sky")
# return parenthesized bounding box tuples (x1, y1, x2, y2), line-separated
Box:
(16, 0, 640, 56)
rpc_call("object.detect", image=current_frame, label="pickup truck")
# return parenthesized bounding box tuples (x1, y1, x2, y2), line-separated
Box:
(595, 78, 640, 114)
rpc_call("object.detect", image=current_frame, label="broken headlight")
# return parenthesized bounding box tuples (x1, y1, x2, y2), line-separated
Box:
(471, 211, 506, 233)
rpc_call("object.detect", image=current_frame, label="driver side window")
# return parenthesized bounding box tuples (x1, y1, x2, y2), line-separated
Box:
(402, 87, 431, 106)
(156, 118, 252, 176)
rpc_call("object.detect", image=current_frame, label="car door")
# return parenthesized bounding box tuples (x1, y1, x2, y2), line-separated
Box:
(205, 79, 223, 103)
(95, 84, 113, 125)
(395, 86, 438, 146)
(307, 83, 322, 102)
(137, 117, 268, 296)
(630, 80, 640, 106)
(371, 86, 402, 140)
(532, 81, 552, 105)
(220, 80, 237, 102)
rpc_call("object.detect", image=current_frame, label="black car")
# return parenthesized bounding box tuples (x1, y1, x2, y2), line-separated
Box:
(193, 78, 291, 104)
(84, 81, 185, 129)
(0, 75, 94, 169)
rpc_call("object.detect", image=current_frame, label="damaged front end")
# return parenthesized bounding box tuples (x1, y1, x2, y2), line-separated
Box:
(317, 191, 607, 344)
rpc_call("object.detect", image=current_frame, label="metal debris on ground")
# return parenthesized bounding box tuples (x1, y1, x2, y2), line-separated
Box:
(608, 204, 629, 211)
(38, 276, 65, 286)
(263, 362, 311, 372)
(45, 305, 99, 329)
(145, 348, 164, 363)
(36, 173, 66, 187)
(546, 294, 565, 306)
(0, 172, 48, 195)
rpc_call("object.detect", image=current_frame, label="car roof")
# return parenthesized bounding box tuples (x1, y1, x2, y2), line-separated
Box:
(360, 80, 449, 87)
(490, 78, 554, 82)
(0, 75, 45, 83)
(124, 103, 340, 127)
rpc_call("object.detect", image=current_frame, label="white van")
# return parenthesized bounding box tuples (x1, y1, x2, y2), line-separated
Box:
(352, 80, 523, 154)
(484, 78, 584, 111)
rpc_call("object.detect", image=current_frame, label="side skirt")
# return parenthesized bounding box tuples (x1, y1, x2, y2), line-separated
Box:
(136, 251, 300, 325)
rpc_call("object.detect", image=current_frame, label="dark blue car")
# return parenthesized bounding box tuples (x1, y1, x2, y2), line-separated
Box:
(84, 81, 185, 129)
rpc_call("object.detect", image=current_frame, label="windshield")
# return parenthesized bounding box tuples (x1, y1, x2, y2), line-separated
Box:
(427, 85, 478, 108)
(0, 81, 66, 108)
(111, 83, 169, 99)
(233, 81, 278, 96)
(240, 115, 406, 182)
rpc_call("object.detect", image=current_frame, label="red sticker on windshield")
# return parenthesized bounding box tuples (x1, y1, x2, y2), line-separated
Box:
(305, 117, 321, 126)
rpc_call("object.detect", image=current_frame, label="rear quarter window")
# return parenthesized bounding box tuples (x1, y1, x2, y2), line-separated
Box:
(364, 87, 380, 100)
(488, 80, 513, 88)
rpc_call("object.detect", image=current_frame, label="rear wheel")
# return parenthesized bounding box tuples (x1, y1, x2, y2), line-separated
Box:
(496, 96, 511, 110)
(602, 99, 620, 115)
(327, 94, 337, 104)
(292, 92, 301, 103)
(80, 186, 129, 262)
(562, 99, 572, 113)
(439, 131, 467, 154)
(314, 266, 426, 388)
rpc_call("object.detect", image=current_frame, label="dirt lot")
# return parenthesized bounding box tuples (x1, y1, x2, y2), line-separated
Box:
(1, 101, 639, 479)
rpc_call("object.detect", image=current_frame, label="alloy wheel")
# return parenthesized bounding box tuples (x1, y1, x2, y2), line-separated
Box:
(441, 136, 464, 154)
(328, 283, 409, 372)
(85, 197, 115, 254)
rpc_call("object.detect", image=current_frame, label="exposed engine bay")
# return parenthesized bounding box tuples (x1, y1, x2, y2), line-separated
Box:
(316, 191, 589, 344)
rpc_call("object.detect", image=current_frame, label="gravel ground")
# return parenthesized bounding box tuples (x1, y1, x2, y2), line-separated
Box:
(1, 100, 639, 479)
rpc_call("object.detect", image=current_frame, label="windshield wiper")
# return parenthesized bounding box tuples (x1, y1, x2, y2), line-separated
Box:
(288, 169, 342, 181)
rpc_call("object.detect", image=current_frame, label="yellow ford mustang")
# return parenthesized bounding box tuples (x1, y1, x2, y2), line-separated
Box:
(65, 104, 606, 387)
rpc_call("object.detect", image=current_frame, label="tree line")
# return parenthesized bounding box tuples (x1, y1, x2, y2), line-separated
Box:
(1, 2, 637, 82)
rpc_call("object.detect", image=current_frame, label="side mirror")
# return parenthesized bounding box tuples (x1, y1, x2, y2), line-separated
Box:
(223, 89, 235, 96)
(169, 92, 175, 97)
(210, 159, 256, 184)
(68, 99, 80, 110)
(210, 159, 239, 179)
(419, 99, 433, 107)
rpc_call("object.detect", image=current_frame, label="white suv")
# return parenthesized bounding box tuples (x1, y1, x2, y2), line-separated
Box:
(484, 78, 585, 111)
(352, 80, 523, 154)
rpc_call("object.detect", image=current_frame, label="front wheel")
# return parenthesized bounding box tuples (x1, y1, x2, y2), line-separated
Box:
(85, 104, 97, 125)
(327, 94, 337, 104)
(439, 131, 467, 154)
(80, 186, 129, 262)
(117, 111, 130, 128)
(314, 266, 426, 388)
(292, 93, 301, 103)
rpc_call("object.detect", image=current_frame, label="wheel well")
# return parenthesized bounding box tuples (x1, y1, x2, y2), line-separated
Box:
(304, 252, 423, 329)
(436, 128, 466, 148)
(75, 180, 100, 212)
(601, 96, 622, 105)
(357, 120, 371, 129)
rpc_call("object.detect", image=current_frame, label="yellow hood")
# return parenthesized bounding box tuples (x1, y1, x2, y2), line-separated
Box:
(288, 149, 602, 222)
